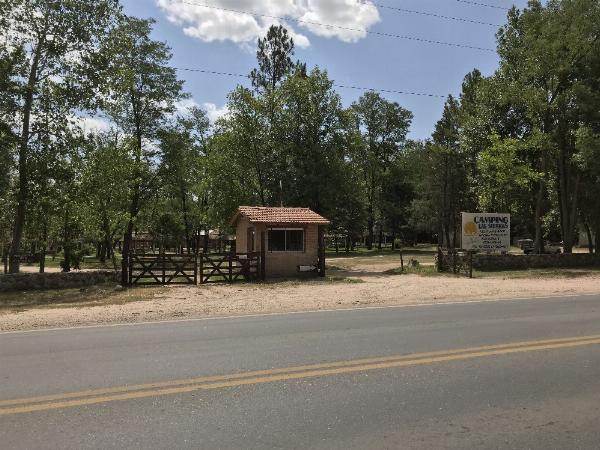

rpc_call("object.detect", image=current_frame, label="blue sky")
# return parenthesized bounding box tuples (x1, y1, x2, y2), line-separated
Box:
(120, 0, 528, 139)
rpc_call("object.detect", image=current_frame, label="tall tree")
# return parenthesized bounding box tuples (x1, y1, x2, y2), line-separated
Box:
(1, 0, 119, 272)
(277, 68, 356, 217)
(98, 16, 185, 283)
(352, 92, 413, 249)
(157, 107, 210, 252)
(496, 0, 600, 252)
(250, 25, 296, 92)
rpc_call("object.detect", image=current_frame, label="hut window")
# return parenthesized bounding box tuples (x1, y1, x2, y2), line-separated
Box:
(287, 230, 304, 251)
(268, 228, 304, 252)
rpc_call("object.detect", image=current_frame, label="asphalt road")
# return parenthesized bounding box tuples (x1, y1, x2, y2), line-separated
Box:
(2, 294, 600, 449)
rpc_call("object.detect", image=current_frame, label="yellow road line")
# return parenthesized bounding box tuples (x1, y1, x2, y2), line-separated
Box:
(2, 334, 600, 416)
(2, 334, 598, 408)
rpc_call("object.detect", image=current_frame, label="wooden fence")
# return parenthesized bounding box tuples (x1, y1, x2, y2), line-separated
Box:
(128, 253, 198, 285)
(199, 252, 263, 284)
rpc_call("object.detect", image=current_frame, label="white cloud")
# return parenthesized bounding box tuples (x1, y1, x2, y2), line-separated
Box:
(75, 116, 113, 134)
(203, 102, 229, 123)
(174, 99, 228, 123)
(174, 98, 200, 116)
(156, 0, 380, 47)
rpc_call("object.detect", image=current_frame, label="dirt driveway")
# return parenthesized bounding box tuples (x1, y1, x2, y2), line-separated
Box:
(2, 253, 600, 331)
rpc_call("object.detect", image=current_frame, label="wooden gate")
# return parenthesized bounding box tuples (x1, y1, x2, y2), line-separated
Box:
(128, 253, 198, 285)
(199, 252, 262, 284)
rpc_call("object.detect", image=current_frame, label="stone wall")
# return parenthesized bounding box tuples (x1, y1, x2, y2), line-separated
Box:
(472, 253, 600, 271)
(0, 271, 118, 292)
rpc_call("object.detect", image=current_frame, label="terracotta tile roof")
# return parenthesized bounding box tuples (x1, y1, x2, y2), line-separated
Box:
(231, 206, 330, 225)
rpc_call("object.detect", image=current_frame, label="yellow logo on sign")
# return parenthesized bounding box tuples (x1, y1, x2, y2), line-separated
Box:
(464, 221, 478, 236)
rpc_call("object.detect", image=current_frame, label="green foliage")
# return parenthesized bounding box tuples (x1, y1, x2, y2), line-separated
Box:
(96, 15, 185, 280)
(1, 0, 120, 271)
(477, 135, 539, 212)
(493, 0, 600, 251)
(352, 91, 413, 248)
(99, 16, 185, 139)
(153, 108, 211, 247)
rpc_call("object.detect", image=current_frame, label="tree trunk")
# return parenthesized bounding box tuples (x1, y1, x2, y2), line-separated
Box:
(180, 186, 191, 254)
(366, 204, 374, 250)
(61, 206, 72, 273)
(39, 219, 47, 273)
(554, 120, 581, 254)
(583, 220, 594, 254)
(121, 106, 144, 284)
(534, 186, 544, 254)
(443, 223, 451, 251)
(534, 166, 546, 255)
(121, 220, 134, 285)
(9, 38, 44, 273)
(203, 229, 209, 254)
(100, 209, 111, 265)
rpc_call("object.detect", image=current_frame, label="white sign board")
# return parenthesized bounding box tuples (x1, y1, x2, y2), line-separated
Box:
(461, 212, 510, 252)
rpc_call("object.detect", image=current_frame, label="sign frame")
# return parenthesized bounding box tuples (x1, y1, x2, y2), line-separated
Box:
(461, 212, 510, 252)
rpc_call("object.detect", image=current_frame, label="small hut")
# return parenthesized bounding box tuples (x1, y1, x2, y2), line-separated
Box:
(230, 206, 330, 277)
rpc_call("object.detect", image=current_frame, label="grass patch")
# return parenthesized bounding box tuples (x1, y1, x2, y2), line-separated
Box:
(0, 284, 166, 310)
(324, 276, 365, 284)
(383, 265, 448, 277)
(328, 250, 436, 270)
(326, 245, 437, 260)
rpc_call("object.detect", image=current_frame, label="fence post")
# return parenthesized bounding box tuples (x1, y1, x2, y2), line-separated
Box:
(194, 255, 198, 285)
(228, 255, 233, 283)
(400, 247, 404, 272)
(469, 251, 473, 279)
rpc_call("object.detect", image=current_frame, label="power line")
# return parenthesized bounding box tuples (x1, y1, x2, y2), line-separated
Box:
(169, 0, 496, 52)
(455, 0, 511, 10)
(363, 1, 502, 27)
(175, 67, 448, 99)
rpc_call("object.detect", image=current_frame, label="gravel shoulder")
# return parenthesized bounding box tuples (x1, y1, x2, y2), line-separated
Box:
(2, 266, 600, 331)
